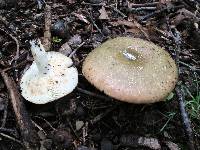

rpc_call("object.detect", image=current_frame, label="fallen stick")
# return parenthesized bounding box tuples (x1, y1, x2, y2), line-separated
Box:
(170, 28, 195, 150)
(175, 86, 195, 150)
(43, 4, 52, 51)
(0, 71, 39, 149)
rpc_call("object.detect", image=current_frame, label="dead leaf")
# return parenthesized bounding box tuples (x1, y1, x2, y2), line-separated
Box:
(164, 141, 180, 150)
(76, 120, 84, 130)
(99, 6, 109, 20)
(120, 135, 161, 150)
(73, 13, 89, 24)
(172, 8, 200, 26)
(59, 42, 72, 56)
(138, 137, 161, 150)
(159, 0, 172, 4)
(109, 20, 135, 27)
(109, 20, 150, 40)
(66, 0, 76, 4)
(68, 34, 82, 47)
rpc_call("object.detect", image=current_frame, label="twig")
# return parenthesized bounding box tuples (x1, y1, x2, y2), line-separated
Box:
(140, 5, 184, 22)
(43, 4, 52, 51)
(62, 99, 77, 116)
(0, 29, 20, 81)
(109, 5, 127, 18)
(182, 0, 200, 10)
(169, 26, 195, 150)
(69, 42, 85, 58)
(90, 105, 117, 125)
(0, 128, 16, 133)
(87, 10, 103, 35)
(179, 61, 200, 72)
(81, 2, 104, 6)
(3, 59, 30, 72)
(82, 122, 88, 145)
(33, 116, 55, 131)
(1, 96, 8, 128)
(0, 132, 23, 146)
(130, 2, 159, 7)
(77, 87, 112, 101)
(67, 118, 79, 139)
(175, 87, 195, 150)
(128, 7, 157, 13)
(32, 120, 47, 136)
(0, 71, 39, 149)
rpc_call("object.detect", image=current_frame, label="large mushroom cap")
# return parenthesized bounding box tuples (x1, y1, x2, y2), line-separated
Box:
(82, 37, 178, 104)
(20, 40, 78, 104)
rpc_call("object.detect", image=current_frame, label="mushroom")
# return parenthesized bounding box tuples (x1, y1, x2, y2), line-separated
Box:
(82, 37, 178, 104)
(20, 39, 78, 104)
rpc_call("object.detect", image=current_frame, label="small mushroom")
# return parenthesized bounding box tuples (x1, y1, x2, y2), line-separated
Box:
(82, 37, 178, 104)
(20, 39, 78, 104)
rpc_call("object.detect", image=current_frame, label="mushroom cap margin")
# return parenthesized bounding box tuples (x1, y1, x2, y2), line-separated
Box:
(82, 37, 178, 104)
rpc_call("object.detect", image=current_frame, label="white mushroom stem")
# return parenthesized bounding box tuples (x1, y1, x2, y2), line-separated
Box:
(30, 39, 50, 75)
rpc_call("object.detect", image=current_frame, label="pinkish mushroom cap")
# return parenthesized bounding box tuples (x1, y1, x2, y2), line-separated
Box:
(82, 37, 178, 104)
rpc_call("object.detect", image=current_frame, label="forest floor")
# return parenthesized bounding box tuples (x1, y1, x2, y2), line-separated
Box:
(0, 0, 200, 150)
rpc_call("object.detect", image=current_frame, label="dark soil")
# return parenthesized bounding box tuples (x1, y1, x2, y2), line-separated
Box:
(0, 0, 200, 150)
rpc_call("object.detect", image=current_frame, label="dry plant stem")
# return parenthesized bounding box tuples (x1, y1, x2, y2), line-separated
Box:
(90, 105, 117, 125)
(3, 59, 30, 72)
(69, 42, 85, 58)
(129, 7, 157, 12)
(0, 29, 20, 80)
(0, 28, 21, 62)
(130, 2, 159, 7)
(77, 87, 112, 101)
(87, 10, 103, 35)
(0, 132, 23, 146)
(175, 87, 195, 150)
(171, 28, 195, 150)
(140, 5, 184, 22)
(43, 4, 51, 51)
(81, 2, 104, 6)
(67, 118, 79, 139)
(63, 99, 77, 116)
(0, 71, 39, 150)
(1, 96, 8, 128)
(109, 5, 127, 18)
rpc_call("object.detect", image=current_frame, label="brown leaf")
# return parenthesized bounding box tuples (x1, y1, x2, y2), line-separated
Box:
(59, 42, 72, 56)
(109, 20, 150, 40)
(109, 20, 135, 27)
(66, 0, 76, 4)
(138, 137, 161, 150)
(172, 8, 200, 26)
(164, 141, 180, 150)
(73, 13, 90, 24)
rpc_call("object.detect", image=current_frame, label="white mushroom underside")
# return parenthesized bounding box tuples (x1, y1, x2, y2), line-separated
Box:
(20, 51, 78, 104)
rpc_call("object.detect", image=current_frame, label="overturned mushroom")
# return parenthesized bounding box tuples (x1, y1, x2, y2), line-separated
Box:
(20, 39, 78, 104)
(82, 37, 178, 104)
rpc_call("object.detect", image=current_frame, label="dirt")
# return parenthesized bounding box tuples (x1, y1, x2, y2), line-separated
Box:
(0, 0, 200, 150)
